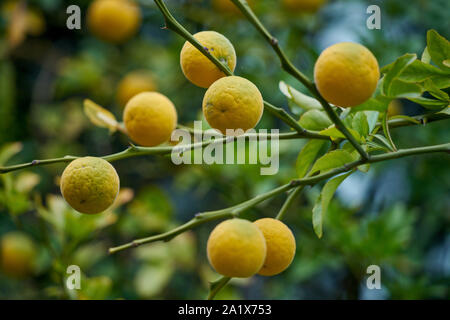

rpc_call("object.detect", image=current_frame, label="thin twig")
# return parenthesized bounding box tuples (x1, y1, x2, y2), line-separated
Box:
(229, 0, 370, 160)
(109, 142, 450, 254)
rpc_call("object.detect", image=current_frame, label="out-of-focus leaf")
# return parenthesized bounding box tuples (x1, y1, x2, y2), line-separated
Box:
(279, 81, 322, 114)
(296, 140, 326, 178)
(169, 231, 196, 269)
(110, 188, 134, 209)
(0, 61, 16, 144)
(310, 150, 355, 175)
(298, 110, 332, 130)
(134, 261, 174, 298)
(7, 2, 27, 49)
(79, 276, 112, 300)
(312, 171, 353, 238)
(83, 99, 118, 133)
(427, 29, 450, 71)
(0, 142, 22, 165)
(15, 172, 40, 193)
(73, 242, 107, 270)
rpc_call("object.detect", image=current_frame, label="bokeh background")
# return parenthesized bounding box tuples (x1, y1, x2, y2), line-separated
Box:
(0, 0, 449, 299)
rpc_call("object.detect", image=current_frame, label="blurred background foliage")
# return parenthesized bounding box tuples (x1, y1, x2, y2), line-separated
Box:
(0, 0, 449, 299)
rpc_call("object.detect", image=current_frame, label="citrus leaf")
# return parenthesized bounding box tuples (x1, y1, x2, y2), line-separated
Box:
(381, 112, 397, 151)
(0, 142, 22, 165)
(83, 99, 118, 133)
(421, 79, 449, 101)
(296, 140, 326, 178)
(382, 54, 417, 96)
(386, 79, 423, 98)
(408, 97, 449, 110)
(312, 171, 353, 238)
(351, 112, 369, 138)
(310, 149, 355, 175)
(298, 110, 332, 131)
(388, 115, 421, 125)
(421, 46, 431, 64)
(319, 126, 361, 142)
(386, 60, 450, 89)
(364, 111, 380, 133)
(427, 29, 450, 72)
(371, 134, 395, 151)
(279, 81, 322, 114)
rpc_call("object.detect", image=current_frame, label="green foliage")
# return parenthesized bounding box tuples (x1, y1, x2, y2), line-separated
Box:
(0, 0, 449, 300)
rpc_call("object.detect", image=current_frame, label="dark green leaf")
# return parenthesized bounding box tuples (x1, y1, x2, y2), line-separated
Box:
(427, 29, 450, 71)
(382, 54, 417, 96)
(408, 97, 449, 110)
(312, 171, 353, 238)
(310, 150, 355, 174)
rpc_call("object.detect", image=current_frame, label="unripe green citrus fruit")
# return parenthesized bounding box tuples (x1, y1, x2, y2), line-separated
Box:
(123, 92, 178, 147)
(254, 218, 296, 276)
(60, 157, 120, 214)
(87, 0, 141, 44)
(314, 42, 380, 107)
(0, 232, 36, 278)
(207, 218, 267, 278)
(180, 31, 236, 88)
(202, 76, 264, 135)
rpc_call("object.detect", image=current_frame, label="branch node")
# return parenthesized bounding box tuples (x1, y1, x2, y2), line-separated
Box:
(270, 37, 278, 46)
(31, 160, 40, 166)
(131, 241, 140, 248)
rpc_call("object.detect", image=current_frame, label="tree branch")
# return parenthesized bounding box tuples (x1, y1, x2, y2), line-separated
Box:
(229, 0, 370, 160)
(109, 142, 449, 254)
(149, 0, 321, 137)
(0, 131, 312, 174)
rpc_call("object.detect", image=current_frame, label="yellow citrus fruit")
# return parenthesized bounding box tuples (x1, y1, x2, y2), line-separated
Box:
(0, 232, 36, 278)
(180, 31, 236, 88)
(123, 92, 178, 146)
(282, 0, 327, 13)
(314, 42, 380, 107)
(117, 70, 158, 107)
(207, 219, 267, 278)
(87, 0, 141, 44)
(202, 76, 264, 135)
(60, 157, 120, 214)
(254, 218, 296, 276)
(387, 99, 403, 117)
